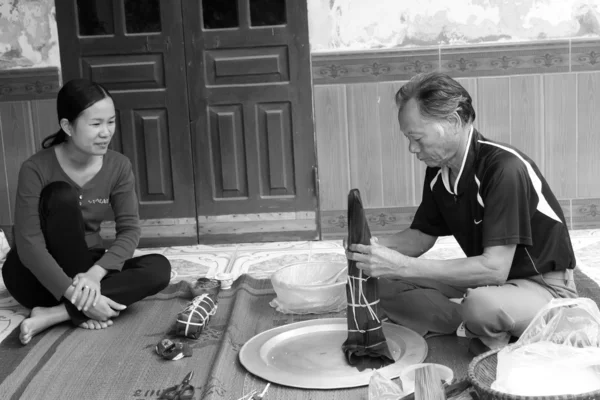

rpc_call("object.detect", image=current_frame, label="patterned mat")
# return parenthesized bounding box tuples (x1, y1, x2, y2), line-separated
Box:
(0, 234, 599, 400)
(1, 233, 599, 345)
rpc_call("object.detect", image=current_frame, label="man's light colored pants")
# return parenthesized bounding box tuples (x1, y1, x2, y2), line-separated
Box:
(378, 269, 578, 346)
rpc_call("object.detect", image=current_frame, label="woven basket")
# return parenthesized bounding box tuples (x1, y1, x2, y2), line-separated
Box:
(468, 347, 600, 400)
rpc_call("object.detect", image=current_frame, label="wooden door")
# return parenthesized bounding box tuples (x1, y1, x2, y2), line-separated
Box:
(55, 0, 196, 226)
(182, 0, 318, 240)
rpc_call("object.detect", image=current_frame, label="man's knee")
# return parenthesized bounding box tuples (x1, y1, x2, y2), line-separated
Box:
(378, 278, 419, 299)
(462, 287, 514, 336)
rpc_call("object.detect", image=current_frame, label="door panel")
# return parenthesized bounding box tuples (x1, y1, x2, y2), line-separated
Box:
(56, 0, 196, 220)
(183, 0, 317, 219)
(208, 104, 248, 198)
(205, 46, 289, 85)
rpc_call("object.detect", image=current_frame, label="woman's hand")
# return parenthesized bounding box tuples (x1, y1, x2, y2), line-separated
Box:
(70, 272, 101, 312)
(83, 295, 127, 322)
(345, 237, 412, 278)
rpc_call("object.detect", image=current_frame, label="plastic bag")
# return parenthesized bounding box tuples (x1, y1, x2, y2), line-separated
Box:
(368, 371, 406, 400)
(492, 298, 600, 396)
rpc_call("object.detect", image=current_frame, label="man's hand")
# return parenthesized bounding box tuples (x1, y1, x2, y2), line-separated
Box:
(345, 237, 412, 278)
(83, 295, 127, 322)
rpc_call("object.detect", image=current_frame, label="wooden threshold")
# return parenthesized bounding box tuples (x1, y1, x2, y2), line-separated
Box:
(198, 212, 318, 244)
(100, 212, 319, 247)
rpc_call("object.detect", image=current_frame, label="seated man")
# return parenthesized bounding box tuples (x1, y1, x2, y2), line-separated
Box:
(346, 72, 578, 354)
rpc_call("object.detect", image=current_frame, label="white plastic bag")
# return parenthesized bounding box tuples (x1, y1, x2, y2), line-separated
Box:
(492, 298, 600, 396)
(368, 371, 406, 400)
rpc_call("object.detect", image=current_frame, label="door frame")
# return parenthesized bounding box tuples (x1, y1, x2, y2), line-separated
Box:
(182, 0, 320, 243)
(55, 0, 321, 245)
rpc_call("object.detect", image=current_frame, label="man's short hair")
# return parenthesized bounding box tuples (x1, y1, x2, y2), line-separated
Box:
(395, 72, 476, 125)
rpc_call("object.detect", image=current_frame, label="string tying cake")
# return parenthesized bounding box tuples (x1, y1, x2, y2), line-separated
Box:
(175, 294, 217, 339)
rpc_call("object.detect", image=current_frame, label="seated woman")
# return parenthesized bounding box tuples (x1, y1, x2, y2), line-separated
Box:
(2, 79, 171, 345)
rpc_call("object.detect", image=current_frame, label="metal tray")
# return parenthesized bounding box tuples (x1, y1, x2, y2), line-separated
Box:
(239, 318, 428, 389)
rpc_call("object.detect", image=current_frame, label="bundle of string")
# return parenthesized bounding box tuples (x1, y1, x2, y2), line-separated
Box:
(176, 294, 217, 338)
(414, 365, 446, 400)
(347, 270, 380, 334)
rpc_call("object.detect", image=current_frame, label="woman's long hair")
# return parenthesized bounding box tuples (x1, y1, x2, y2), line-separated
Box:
(41, 79, 113, 149)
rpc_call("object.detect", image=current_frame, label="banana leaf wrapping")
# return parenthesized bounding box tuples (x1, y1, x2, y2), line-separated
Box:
(342, 189, 394, 371)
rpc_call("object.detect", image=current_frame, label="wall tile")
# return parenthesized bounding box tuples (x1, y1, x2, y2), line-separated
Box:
(377, 81, 414, 207)
(476, 77, 511, 144)
(510, 75, 544, 169)
(0, 67, 60, 101)
(577, 72, 600, 198)
(558, 199, 572, 229)
(320, 207, 417, 237)
(30, 98, 58, 151)
(314, 85, 350, 211)
(544, 74, 577, 199)
(346, 83, 384, 208)
(440, 41, 570, 78)
(572, 199, 600, 230)
(312, 48, 439, 85)
(0, 142, 10, 226)
(456, 78, 479, 120)
(0, 101, 36, 225)
(571, 39, 600, 72)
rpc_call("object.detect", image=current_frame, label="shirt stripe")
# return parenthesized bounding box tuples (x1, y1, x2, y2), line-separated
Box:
(478, 140, 561, 223)
(474, 174, 484, 208)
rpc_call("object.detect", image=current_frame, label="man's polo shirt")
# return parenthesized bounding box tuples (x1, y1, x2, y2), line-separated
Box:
(410, 127, 575, 279)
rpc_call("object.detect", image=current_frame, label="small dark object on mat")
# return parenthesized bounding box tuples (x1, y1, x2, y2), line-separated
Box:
(176, 294, 217, 339)
(342, 189, 394, 371)
(159, 371, 195, 400)
(192, 278, 220, 297)
(415, 365, 446, 400)
(155, 338, 193, 361)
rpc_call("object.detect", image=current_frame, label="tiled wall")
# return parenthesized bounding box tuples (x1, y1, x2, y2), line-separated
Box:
(0, 68, 60, 234)
(2, 41, 600, 243)
(313, 39, 600, 239)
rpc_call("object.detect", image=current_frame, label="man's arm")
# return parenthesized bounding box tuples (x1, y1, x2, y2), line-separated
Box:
(376, 228, 438, 258)
(349, 242, 516, 288)
(406, 244, 516, 287)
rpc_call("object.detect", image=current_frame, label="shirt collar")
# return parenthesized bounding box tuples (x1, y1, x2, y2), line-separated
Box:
(441, 125, 475, 196)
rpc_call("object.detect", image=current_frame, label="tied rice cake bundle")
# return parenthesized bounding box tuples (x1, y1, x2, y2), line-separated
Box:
(176, 294, 217, 339)
(342, 189, 394, 371)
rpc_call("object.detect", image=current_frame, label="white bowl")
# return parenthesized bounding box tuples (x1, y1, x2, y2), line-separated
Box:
(270, 262, 347, 314)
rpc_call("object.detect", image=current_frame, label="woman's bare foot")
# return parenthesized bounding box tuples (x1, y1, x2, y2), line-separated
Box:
(20, 305, 70, 345)
(79, 319, 113, 330)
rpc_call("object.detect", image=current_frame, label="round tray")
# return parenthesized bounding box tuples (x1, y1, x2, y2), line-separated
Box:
(239, 317, 428, 389)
